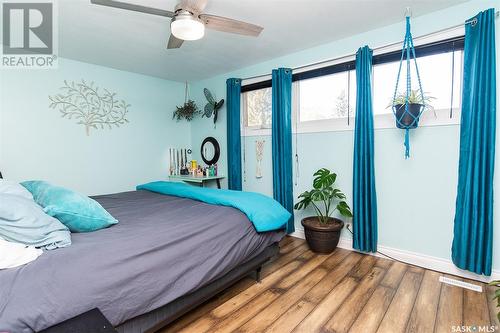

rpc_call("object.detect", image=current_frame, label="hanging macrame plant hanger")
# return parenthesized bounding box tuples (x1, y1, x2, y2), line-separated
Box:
(392, 10, 426, 159)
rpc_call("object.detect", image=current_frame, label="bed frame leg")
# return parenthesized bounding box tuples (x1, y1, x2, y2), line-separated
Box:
(255, 266, 262, 283)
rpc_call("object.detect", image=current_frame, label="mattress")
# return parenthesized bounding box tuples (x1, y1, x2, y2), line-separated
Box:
(0, 190, 284, 332)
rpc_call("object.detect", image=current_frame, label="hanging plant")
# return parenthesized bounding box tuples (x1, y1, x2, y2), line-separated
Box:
(390, 12, 430, 158)
(202, 88, 224, 125)
(173, 100, 200, 121)
(173, 82, 200, 122)
(388, 90, 436, 128)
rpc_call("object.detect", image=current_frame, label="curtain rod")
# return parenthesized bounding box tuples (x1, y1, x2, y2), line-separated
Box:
(241, 11, 499, 83)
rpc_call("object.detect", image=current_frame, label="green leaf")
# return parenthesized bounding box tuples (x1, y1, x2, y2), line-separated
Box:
(323, 186, 334, 197)
(337, 201, 353, 217)
(313, 168, 337, 189)
(298, 191, 310, 199)
(293, 202, 303, 210)
(311, 189, 326, 202)
(332, 189, 346, 199)
(294, 191, 312, 209)
(294, 195, 311, 210)
(204, 88, 215, 104)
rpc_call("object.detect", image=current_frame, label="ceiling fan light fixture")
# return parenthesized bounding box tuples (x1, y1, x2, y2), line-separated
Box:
(171, 12, 205, 41)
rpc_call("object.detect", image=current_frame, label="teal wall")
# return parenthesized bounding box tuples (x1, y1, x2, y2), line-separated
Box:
(189, 0, 500, 271)
(0, 0, 497, 273)
(0, 58, 190, 195)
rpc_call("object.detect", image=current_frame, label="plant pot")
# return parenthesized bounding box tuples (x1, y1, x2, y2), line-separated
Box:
(301, 217, 344, 254)
(393, 103, 423, 129)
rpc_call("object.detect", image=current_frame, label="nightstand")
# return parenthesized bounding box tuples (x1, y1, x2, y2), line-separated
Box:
(169, 175, 225, 189)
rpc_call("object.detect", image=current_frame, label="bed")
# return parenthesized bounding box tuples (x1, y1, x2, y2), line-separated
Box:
(0, 189, 285, 333)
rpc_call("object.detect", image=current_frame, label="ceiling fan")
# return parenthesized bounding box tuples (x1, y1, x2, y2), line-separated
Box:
(90, 0, 264, 49)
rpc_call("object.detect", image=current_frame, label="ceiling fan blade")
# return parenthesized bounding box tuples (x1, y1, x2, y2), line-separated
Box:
(167, 34, 184, 49)
(199, 14, 263, 37)
(91, 0, 175, 18)
(177, 0, 208, 14)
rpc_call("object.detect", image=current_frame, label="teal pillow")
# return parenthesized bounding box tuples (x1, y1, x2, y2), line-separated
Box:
(21, 181, 118, 232)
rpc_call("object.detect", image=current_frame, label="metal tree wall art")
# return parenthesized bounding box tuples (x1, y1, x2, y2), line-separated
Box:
(49, 80, 130, 136)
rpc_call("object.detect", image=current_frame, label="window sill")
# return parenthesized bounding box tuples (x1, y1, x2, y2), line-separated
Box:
(241, 108, 460, 137)
(242, 126, 272, 137)
(371, 108, 460, 131)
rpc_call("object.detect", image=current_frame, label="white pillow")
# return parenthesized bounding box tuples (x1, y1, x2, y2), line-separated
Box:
(0, 180, 33, 200)
(0, 238, 43, 269)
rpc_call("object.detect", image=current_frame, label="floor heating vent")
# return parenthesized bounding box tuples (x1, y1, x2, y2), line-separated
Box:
(439, 276, 483, 292)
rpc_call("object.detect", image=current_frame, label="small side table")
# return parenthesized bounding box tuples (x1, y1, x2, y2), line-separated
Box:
(169, 175, 225, 189)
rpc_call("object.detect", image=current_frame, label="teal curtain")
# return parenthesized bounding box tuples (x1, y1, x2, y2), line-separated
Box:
(452, 9, 496, 276)
(353, 46, 378, 253)
(226, 78, 242, 191)
(272, 68, 295, 233)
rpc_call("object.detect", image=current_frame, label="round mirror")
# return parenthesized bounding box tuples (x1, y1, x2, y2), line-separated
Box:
(201, 137, 220, 165)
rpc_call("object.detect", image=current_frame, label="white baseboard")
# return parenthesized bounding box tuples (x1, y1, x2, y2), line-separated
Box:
(290, 227, 500, 283)
(290, 228, 306, 240)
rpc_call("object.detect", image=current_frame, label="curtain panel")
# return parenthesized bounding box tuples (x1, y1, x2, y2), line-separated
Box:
(271, 68, 295, 234)
(452, 8, 496, 276)
(353, 46, 378, 253)
(226, 78, 242, 191)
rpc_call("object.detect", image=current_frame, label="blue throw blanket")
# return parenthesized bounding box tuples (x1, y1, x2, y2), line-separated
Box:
(137, 181, 290, 232)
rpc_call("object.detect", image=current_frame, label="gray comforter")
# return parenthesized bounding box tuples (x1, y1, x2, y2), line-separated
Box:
(0, 190, 284, 332)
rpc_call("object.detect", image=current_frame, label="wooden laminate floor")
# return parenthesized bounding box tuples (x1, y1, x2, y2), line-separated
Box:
(160, 236, 499, 333)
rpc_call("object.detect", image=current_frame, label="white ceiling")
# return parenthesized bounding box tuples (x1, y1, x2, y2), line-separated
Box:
(59, 0, 467, 82)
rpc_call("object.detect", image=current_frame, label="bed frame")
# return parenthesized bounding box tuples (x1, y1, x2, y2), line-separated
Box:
(40, 243, 279, 333)
(116, 243, 279, 333)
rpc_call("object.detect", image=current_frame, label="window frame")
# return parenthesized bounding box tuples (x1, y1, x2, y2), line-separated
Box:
(295, 68, 357, 133)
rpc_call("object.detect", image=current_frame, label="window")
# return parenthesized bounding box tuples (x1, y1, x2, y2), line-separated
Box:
(372, 51, 463, 116)
(298, 70, 356, 122)
(242, 87, 272, 128)
(241, 36, 463, 135)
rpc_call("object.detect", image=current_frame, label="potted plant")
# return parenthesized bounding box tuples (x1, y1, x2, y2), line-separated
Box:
(489, 280, 500, 321)
(173, 82, 201, 122)
(389, 90, 435, 129)
(294, 168, 352, 254)
(173, 100, 200, 121)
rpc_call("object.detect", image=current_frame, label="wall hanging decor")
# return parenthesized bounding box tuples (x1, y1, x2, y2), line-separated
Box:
(202, 88, 224, 127)
(49, 80, 130, 136)
(390, 11, 432, 158)
(173, 82, 200, 121)
(200, 137, 220, 166)
(255, 139, 265, 178)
